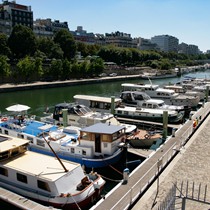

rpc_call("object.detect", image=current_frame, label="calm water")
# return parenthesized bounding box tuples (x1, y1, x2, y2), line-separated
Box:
(1, 70, 210, 117)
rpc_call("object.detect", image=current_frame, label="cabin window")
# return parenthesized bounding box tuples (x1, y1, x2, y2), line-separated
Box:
(11, 148, 19, 156)
(0, 128, 2, 133)
(27, 136, 33, 142)
(103, 143, 108, 148)
(17, 134, 24, 139)
(17, 173, 27, 183)
(82, 150, 86, 156)
(102, 134, 109, 141)
(71, 148, 75, 153)
(4, 130, 8, 135)
(37, 180, 51, 192)
(0, 167, 8, 176)
(37, 139, 45, 147)
(0, 151, 9, 160)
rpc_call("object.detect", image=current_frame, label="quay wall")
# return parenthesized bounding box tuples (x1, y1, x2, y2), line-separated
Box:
(0, 75, 144, 93)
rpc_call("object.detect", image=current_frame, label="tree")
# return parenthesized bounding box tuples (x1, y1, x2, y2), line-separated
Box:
(36, 37, 63, 59)
(8, 25, 37, 58)
(54, 29, 76, 60)
(0, 33, 11, 56)
(16, 56, 35, 82)
(0, 55, 10, 83)
(50, 59, 63, 80)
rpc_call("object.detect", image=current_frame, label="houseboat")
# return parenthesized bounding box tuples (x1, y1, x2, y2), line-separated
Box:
(0, 134, 105, 209)
(0, 116, 127, 168)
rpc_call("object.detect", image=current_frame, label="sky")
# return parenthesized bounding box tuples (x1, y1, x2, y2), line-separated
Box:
(16, 0, 210, 52)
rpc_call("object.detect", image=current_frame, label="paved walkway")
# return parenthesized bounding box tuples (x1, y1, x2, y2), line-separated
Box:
(91, 102, 210, 210)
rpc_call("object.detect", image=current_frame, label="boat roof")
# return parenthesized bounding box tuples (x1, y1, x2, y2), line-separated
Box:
(121, 83, 159, 89)
(80, 122, 125, 134)
(74, 95, 122, 103)
(0, 135, 29, 152)
(2, 146, 80, 182)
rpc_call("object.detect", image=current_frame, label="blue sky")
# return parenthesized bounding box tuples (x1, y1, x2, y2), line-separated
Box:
(17, 0, 210, 52)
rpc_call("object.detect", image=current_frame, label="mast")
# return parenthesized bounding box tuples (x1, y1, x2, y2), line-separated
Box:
(42, 133, 68, 172)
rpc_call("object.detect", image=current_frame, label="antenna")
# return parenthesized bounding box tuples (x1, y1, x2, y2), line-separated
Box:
(148, 76, 153, 86)
(42, 132, 68, 172)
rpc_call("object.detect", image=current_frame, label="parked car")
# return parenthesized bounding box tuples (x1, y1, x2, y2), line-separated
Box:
(99, 73, 107, 77)
(109, 73, 117, 77)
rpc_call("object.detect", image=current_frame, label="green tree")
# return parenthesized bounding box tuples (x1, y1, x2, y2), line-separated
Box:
(54, 29, 76, 60)
(61, 59, 71, 80)
(36, 37, 63, 59)
(50, 59, 63, 80)
(0, 33, 11, 56)
(8, 25, 37, 58)
(0, 55, 10, 83)
(16, 56, 35, 82)
(88, 57, 104, 76)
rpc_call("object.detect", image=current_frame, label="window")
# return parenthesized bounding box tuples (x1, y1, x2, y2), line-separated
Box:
(17, 173, 27, 183)
(37, 180, 50, 191)
(0, 151, 9, 160)
(37, 139, 45, 147)
(71, 148, 75, 153)
(0, 167, 8, 176)
(82, 150, 86, 156)
(11, 148, 19, 156)
(103, 143, 108, 148)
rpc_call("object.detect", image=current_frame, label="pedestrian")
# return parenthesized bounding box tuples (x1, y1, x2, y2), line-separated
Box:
(196, 117, 199, 125)
(193, 119, 197, 131)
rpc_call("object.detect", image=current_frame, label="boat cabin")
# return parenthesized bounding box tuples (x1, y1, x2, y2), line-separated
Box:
(73, 95, 122, 113)
(79, 123, 126, 156)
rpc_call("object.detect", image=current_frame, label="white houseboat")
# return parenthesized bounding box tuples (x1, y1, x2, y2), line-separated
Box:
(0, 134, 105, 209)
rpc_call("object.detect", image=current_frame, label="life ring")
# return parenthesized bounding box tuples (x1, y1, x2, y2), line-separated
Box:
(1, 117, 8, 122)
(144, 134, 150, 139)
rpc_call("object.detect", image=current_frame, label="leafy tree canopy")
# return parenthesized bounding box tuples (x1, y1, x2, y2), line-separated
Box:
(54, 29, 76, 60)
(8, 25, 36, 58)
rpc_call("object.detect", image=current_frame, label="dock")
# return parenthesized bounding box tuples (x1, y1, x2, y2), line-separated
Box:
(0, 187, 57, 210)
(91, 102, 210, 210)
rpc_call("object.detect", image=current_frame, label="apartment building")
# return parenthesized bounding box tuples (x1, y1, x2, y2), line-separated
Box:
(105, 31, 137, 48)
(151, 35, 179, 52)
(0, 0, 33, 34)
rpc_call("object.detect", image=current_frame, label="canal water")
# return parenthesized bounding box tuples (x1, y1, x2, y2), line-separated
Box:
(1, 70, 210, 117)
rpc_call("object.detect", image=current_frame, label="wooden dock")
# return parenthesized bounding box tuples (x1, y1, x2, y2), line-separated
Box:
(91, 102, 210, 210)
(0, 187, 57, 210)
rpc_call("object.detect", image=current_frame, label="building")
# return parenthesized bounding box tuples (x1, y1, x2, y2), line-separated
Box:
(151, 35, 179, 52)
(0, 0, 33, 33)
(136, 37, 159, 51)
(0, 9, 12, 35)
(70, 26, 95, 45)
(33, 18, 69, 38)
(178, 42, 189, 54)
(105, 31, 137, 48)
(188, 44, 199, 55)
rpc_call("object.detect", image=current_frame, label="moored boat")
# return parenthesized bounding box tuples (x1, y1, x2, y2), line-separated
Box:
(127, 129, 162, 148)
(0, 134, 105, 209)
(41, 102, 137, 134)
(121, 83, 200, 108)
(0, 115, 126, 168)
(120, 90, 185, 114)
(114, 105, 184, 124)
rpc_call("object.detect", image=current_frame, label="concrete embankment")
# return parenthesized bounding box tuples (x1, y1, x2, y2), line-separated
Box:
(0, 75, 143, 93)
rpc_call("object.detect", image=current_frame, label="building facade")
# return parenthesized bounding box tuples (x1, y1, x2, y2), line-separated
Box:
(151, 35, 179, 52)
(136, 37, 159, 51)
(105, 31, 137, 48)
(70, 26, 95, 44)
(0, 0, 33, 32)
